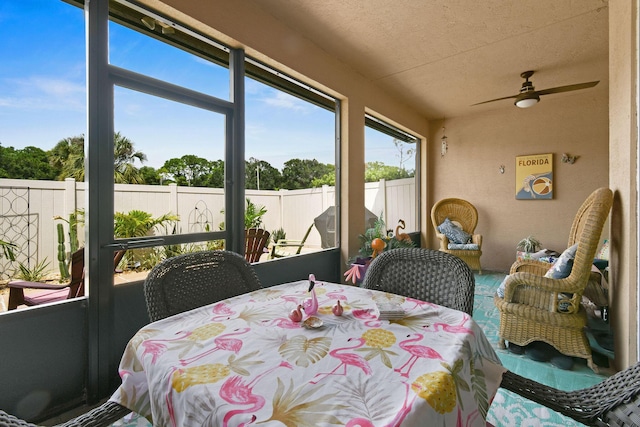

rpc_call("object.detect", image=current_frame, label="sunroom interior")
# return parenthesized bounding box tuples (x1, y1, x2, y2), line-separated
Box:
(0, 0, 637, 423)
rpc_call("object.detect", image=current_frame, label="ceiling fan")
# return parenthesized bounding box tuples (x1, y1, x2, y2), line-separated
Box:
(472, 71, 599, 108)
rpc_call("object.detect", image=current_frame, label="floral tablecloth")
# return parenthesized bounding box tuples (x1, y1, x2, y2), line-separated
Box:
(111, 280, 505, 426)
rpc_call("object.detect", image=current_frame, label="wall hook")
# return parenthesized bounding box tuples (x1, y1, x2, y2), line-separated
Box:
(499, 165, 505, 174)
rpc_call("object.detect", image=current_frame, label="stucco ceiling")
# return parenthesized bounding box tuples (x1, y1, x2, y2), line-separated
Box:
(244, 0, 609, 119)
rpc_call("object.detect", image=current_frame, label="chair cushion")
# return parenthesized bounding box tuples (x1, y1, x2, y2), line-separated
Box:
(496, 276, 508, 298)
(597, 239, 610, 260)
(448, 243, 479, 250)
(437, 218, 471, 244)
(23, 288, 71, 306)
(544, 244, 578, 279)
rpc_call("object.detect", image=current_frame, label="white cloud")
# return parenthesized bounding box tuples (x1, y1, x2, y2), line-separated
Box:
(0, 76, 85, 112)
(261, 91, 307, 112)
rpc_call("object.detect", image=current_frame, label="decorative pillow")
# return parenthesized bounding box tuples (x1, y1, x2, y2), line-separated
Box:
(544, 244, 578, 279)
(448, 243, 479, 250)
(437, 218, 471, 244)
(496, 276, 509, 298)
(596, 239, 609, 260)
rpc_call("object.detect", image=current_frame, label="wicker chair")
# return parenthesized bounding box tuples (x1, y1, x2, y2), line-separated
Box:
(494, 187, 613, 372)
(431, 198, 483, 273)
(361, 247, 475, 315)
(244, 228, 270, 263)
(0, 401, 130, 427)
(144, 250, 262, 322)
(500, 362, 640, 426)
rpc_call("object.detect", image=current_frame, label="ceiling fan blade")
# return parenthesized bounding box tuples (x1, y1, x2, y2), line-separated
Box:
(470, 94, 518, 106)
(535, 81, 599, 96)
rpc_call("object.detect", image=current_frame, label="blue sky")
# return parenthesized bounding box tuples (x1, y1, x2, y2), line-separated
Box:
(0, 0, 406, 172)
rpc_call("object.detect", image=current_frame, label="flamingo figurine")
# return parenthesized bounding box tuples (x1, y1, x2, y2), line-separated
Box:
(179, 328, 250, 365)
(220, 361, 293, 427)
(302, 273, 319, 315)
(394, 333, 443, 378)
(310, 337, 372, 384)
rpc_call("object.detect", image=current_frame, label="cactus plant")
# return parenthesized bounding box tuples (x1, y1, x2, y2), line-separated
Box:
(57, 223, 69, 279)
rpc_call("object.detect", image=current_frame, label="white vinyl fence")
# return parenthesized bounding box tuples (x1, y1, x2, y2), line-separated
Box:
(0, 177, 415, 279)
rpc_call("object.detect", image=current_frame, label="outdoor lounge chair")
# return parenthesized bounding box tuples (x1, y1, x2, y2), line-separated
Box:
(143, 250, 262, 321)
(270, 223, 314, 258)
(7, 249, 126, 310)
(361, 247, 475, 315)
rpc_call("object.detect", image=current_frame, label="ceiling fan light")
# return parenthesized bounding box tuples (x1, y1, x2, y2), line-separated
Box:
(515, 97, 539, 108)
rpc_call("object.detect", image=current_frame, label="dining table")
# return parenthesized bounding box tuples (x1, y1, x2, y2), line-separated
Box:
(110, 278, 505, 427)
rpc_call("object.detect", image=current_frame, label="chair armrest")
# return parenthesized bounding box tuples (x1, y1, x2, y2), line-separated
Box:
(8, 280, 71, 290)
(501, 273, 582, 312)
(59, 401, 131, 427)
(471, 234, 482, 247)
(434, 232, 449, 250)
(510, 259, 552, 276)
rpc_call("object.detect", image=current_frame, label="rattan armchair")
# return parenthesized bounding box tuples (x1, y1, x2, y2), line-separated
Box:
(500, 362, 640, 426)
(361, 247, 475, 315)
(431, 198, 483, 273)
(144, 250, 262, 322)
(494, 187, 613, 372)
(0, 401, 130, 427)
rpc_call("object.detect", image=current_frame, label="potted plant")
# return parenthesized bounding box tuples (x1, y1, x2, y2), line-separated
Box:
(344, 215, 415, 284)
(516, 235, 542, 261)
(517, 235, 542, 253)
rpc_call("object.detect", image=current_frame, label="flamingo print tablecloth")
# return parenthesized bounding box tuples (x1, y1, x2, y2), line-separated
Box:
(110, 280, 505, 427)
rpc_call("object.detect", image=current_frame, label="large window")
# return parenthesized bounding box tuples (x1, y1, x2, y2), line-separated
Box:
(0, 1, 86, 288)
(0, 0, 339, 311)
(245, 66, 337, 257)
(365, 114, 419, 235)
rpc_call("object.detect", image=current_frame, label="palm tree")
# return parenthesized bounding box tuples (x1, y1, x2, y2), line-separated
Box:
(48, 132, 147, 183)
(49, 136, 85, 180)
(114, 132, 147, 184)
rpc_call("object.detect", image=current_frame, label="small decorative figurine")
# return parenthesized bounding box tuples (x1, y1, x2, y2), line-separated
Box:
(289, 304, 303, 322)
(303, 273, 319, 316)
(332, 300, 344, 316)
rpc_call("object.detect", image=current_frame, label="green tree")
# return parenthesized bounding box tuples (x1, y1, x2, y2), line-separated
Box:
(161, 155, 222, 187)
(365, 161, 413, 182)
(281, 159, 334, 189)
(48, 135, 85, 180)
(310, 172, 335, 187)
(114, 132, 147, 184)
(0, 145, 57, 180)
(139, 166, 161, 185)
(48, 133, 147, 183)
(245, 157, 281, 190)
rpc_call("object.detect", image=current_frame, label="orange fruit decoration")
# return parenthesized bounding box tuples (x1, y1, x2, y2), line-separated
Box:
(371, 237, 386, 258)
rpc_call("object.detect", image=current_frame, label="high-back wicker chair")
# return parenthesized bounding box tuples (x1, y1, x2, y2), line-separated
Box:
(244, 228, 270, 263)
(144, 250, 262, 322)
(431, 198, 483, 273)
(500, 362, 640, 426)
(494, 187, 613, 372)
(361, 247, 475, 315)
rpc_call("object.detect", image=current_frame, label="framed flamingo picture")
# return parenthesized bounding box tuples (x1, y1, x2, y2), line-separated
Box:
(515, 153, 553, 199)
